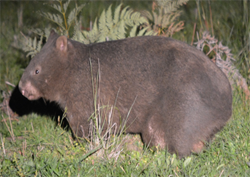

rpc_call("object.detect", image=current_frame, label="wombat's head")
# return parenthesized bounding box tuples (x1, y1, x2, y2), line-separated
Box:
(19, 30, 74, 101)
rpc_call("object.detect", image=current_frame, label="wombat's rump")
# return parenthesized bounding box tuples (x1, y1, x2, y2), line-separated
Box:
(19, 30, 232, 157)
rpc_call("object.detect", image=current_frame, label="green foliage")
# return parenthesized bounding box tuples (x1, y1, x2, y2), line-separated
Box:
(73, 4, 155, 44)
(144, 0, 189, 37)
(0, 23, 25, 97)
(17, 0, 189, 59)
(182, 0, 250, 84)
(18, 0, 84, 58)
(38, 0, 84, 37)
(156, 0, 189, 14)
(241, 0, 250, 83)
(20, 28, 51, 58)
(18, 1, 158, 58)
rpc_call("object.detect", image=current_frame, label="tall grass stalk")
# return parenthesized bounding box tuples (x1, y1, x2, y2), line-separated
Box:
(1, 114, 15, 142)
(87, 58, 134, 160)
(0, 133, 6, 156)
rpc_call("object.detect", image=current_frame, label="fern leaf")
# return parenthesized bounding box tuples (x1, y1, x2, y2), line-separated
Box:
(67, 9, 76, 29)
(20, 34, 40, 58)
(120, 6, 129, 19)
(123, 8, 134, 26)
(82, 18, 100, 44)
(129, 25, 137, 37)
(106, 5, 113, 30)
(157, 0, 189, 14)
(33, 37, 37, 50)
(37, 36, 43, 51)
(44, 27, 52, 41)
(72, 30, 84, 43)
(31, 28, 44, 36)
(98, 34, 106, 42)
(117, 20, 126, 39)
(113, 4, 122, 24)
(67, 4, 85, 29)
(55, 14, 63, 24)
(145, 30, 157, 36)
(81, 3, 153, 43)
(99, 9, 106, 31)
(147, 0, 188, 37)
(26, 51, 36, 58)
(130, 12, 138, 25)
(39, 11, 65, 30)
(137, 27, 149, 36)
(51, 3, 61, 13)
(63, 0, 71, 13)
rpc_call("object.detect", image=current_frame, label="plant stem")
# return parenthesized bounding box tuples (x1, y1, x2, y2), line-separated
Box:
(59, 0, 69, 37)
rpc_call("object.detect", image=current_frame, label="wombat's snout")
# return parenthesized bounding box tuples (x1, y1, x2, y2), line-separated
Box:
(18, 80, 40, 100)
(18, 80, 24, 93)
(20, 89, 26, 97)
(18, 80, 27, 97)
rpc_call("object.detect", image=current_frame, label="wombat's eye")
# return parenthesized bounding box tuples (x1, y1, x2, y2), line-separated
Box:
(35, 70, 39, 74)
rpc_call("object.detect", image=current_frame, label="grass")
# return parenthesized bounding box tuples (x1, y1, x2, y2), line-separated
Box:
(0, 88, 249, 176)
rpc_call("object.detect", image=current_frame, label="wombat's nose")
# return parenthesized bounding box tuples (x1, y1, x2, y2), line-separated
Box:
(18, 80, 22, 88)
(18, 80, 24, 95)
(21, 89, 25, 96)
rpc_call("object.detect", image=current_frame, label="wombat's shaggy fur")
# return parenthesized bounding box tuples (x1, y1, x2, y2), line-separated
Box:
(19, 30, 232, 157)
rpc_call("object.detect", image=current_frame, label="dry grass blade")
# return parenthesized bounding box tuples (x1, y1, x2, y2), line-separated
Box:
(0, 133, 6, 156)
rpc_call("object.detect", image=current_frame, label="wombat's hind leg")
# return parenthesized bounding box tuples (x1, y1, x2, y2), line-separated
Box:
(140, 113, 166, 149)
(192, 141, 204, 153)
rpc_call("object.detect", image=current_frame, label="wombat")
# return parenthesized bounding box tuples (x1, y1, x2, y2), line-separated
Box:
(18, 30, 232, 157)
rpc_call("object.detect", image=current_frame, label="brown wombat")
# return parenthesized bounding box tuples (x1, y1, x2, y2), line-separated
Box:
(18, 30, 232, 157)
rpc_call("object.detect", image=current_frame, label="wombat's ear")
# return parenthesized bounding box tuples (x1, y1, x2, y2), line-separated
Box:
(56, 36, 68, 52)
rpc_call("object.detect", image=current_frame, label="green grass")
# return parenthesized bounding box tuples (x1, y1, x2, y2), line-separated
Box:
(0, 88, 249, 176)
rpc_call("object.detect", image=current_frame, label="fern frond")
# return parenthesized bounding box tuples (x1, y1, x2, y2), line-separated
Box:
(81, 3, 153, 43)
(144, 29, 157, 36)
(39, 11, 65, 30)
(157, 0, 189, 14)
(20, 34, 40, 58)
(31, 28, 44, 36)
(106, 5, 113, 31)
(81, 19, 100, 44)
(98, 8, 106, 34)
(145, 0, 188, 37)
(51, 3, 62, 14)
(129, 25, 137, 37)
(120, 6, 129, 19)
(44, 28, 52, 41)
(63, 0, 71, 13)
(195, 31, 250, 98)
(67, 4, 85, 29)
(18, 26, 55, 58)
(137, 26, 149, 36)
(72, 29, 86, 43)
(140, 10, 153, 21)
(113, 4, 122, 24)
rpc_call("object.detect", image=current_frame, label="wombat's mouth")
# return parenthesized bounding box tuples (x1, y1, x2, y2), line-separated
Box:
(20, 89, 39, 100)
(19, 81, 41, 100)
